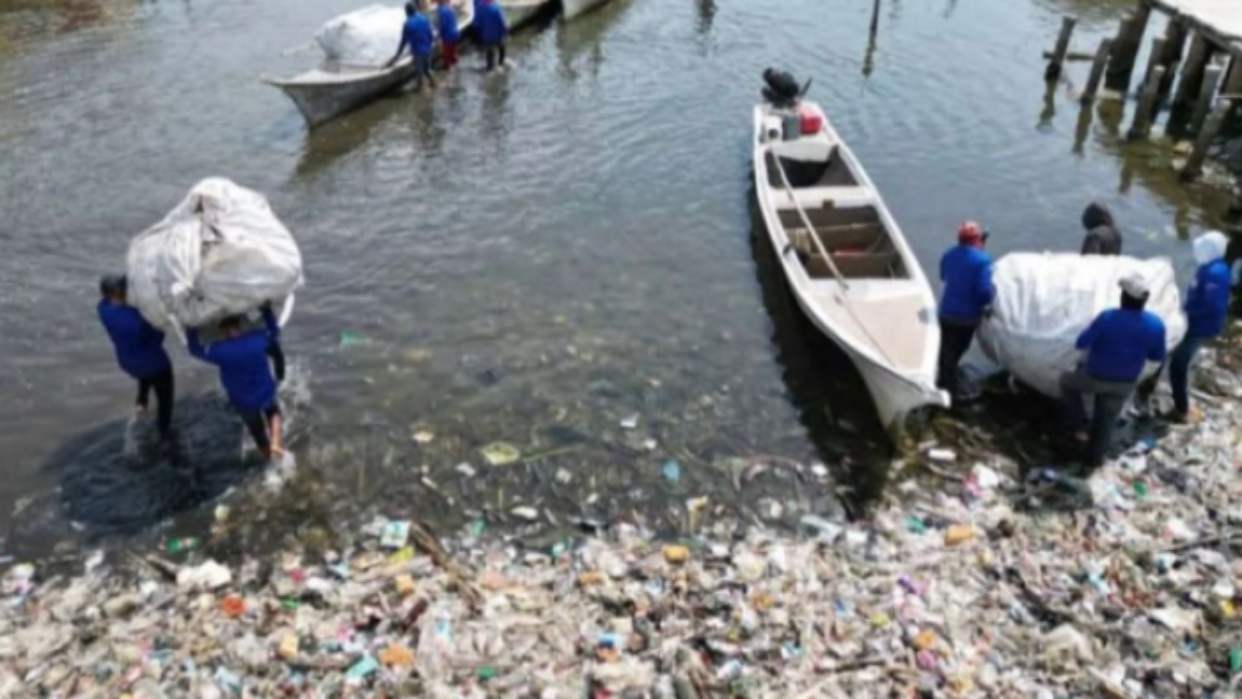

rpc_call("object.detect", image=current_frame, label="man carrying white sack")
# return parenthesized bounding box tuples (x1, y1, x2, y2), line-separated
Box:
(1136, 232, 1232, 422)
(1059, 273, 1167, 468)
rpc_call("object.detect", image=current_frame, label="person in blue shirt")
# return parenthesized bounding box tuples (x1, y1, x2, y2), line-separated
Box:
(1060, 274, 1166, 467)
(97, 275, 175, 442)
(387, 2, 436, 91)
(475, 0, 508, 71)
(187, 304, 285, 460)
(1168, 231, 1231, 420)
(435, 0, 461, 70)
(936, 221, 996, 401)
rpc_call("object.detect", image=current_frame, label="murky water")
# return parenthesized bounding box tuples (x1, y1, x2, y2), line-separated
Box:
(1, 0, 1236, 558)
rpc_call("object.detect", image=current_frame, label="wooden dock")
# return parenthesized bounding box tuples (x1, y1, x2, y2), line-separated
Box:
(1044, 0, 1242, 183)
(1149, 0, 1242, 47)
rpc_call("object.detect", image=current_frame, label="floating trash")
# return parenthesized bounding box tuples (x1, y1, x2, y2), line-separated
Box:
(480, 441, 521, 466)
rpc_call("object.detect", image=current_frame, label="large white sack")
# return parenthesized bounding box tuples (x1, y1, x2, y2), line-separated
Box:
(126, 178, 303, 334)
(315, 4, 405, 67)
(975, 252, 1186, 398)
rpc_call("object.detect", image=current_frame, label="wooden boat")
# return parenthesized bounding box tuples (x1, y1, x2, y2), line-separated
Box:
(560, 0, 610, 21)
(752, 89, 949, 435)
(267, 1, 473, 128)
(500, 0, 550, 30)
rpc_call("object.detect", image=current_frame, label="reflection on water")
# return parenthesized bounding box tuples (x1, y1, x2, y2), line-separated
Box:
(748, 196, 891, 513)
(1, 0, 1238, 558)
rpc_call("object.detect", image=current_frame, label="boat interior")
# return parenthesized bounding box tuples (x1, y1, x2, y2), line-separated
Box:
(778, 203, 909, 281)
(764, 151, 856, 189)
(761, 150, 908, 281)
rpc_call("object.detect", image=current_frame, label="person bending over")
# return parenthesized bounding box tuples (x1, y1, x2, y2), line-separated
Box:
(187, 304, 285, 460)
(387, 1, 436, 90)
(97, 274, 175, 443)
(1060, 274, 1166, 468)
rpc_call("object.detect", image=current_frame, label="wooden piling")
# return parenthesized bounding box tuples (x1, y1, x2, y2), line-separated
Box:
(1105, 2, 1152, 92)
(1128, 64, 1165, 139)
(1188, 61, 1223, 135)
(1156, 19, 1187, 100)
(1138, 37, 1166, 96)
(1045, 16, 1078, 81)
(1171, 32, 1212, 111)
(1181, 98, 1232, 180)
(1222, 47, 1242, 111)
(1081, 39, 1113, 103)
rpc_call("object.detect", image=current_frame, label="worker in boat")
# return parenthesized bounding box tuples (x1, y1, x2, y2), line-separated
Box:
(1059, 274, 1166, 467)
(435, 0, 461, 71)
(475, 0, 508, 72)
(1137, 231, 1231, 422)
(936, 221, 996, 402)
(386, 1, 436, 91)
(97, 275, 175, 444)
(187, 303, 285, 461)
(1080, 201, 1122, 256)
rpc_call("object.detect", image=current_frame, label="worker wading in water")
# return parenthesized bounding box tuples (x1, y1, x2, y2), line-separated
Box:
(187, 303, 287, 461)
(97, 274, 176, 447)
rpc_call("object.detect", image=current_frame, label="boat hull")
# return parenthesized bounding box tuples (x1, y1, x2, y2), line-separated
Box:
(502, 0, 548, 29)
(270, 62, 417, 127)
(561, 0, 610, 21)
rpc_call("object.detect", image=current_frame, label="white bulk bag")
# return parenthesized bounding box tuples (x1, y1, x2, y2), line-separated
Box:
(975, 252, 1185, 398)
(126, 178, 303, 335)
(314, 4, 405, 67)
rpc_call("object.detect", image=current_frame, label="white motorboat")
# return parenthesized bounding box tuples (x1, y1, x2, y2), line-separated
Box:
(267, 1, 473, 128)
(560, 0, 610, 21)
(500, 0, 551, 29)
(751, 72, 949, 435)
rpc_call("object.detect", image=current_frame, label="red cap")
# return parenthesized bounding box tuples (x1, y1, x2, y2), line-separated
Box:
(957, 220, 983, 245)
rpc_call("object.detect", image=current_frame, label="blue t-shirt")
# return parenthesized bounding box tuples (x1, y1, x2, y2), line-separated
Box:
(475, 1, 508, 45)
(1185, 258, 1231, 339)
(938, 245, 996, 323)
(399, 13, 436, 57)
(187, 309, 280, 412)
(97, 300, 171, 380)
(1077, 308, 1167, 383)
(436, 5, 461, 42)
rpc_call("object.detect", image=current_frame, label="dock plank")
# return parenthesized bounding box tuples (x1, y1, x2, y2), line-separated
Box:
(1150, 0, 1242, 47)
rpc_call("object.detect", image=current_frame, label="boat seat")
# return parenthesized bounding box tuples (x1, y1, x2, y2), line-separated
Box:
(789, 224, 888, 254)
(830, 251, 900, 278)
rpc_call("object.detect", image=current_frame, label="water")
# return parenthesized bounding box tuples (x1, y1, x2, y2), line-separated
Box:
(0, 0, 1235, 558)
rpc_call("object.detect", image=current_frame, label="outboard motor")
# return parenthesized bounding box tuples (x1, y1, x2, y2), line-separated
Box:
(762, 68, 802, 108)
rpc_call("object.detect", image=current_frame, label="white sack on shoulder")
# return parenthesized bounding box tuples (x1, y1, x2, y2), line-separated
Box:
(975, 252, 1185, 398)
(314, 4, 405, 67)
(126, 178, 303, 334)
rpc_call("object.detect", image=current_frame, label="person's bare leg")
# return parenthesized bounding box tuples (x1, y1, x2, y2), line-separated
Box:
(268, 412, 285, 459)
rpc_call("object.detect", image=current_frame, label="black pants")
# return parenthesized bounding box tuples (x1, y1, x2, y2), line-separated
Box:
(485, 42, 506, 70)
(136, 368, 174, 439)
(937, 319, 978, 398)
(267, 342, 286, 384)
(240, 402, 281, 455)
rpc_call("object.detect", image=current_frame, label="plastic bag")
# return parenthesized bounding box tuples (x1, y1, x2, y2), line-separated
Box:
(975, 252, 1185, 398)
(314, 4, 405, 67)
(126, 178, 303, 334)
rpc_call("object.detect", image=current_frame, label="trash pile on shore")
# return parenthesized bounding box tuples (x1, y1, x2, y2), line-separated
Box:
(3, 343, 1242, 697)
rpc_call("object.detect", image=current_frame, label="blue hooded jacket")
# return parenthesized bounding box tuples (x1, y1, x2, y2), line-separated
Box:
(939, 244, 996, 323)
(398, 12, 436, 57)
(98, 301, 171, 380)
(1076, 308, 1167, 383)
(1184, 259, 1231, 339)
(187, 308, 280, 412)
(436, 4, 461, 43)
(475, 0, 507, 45)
